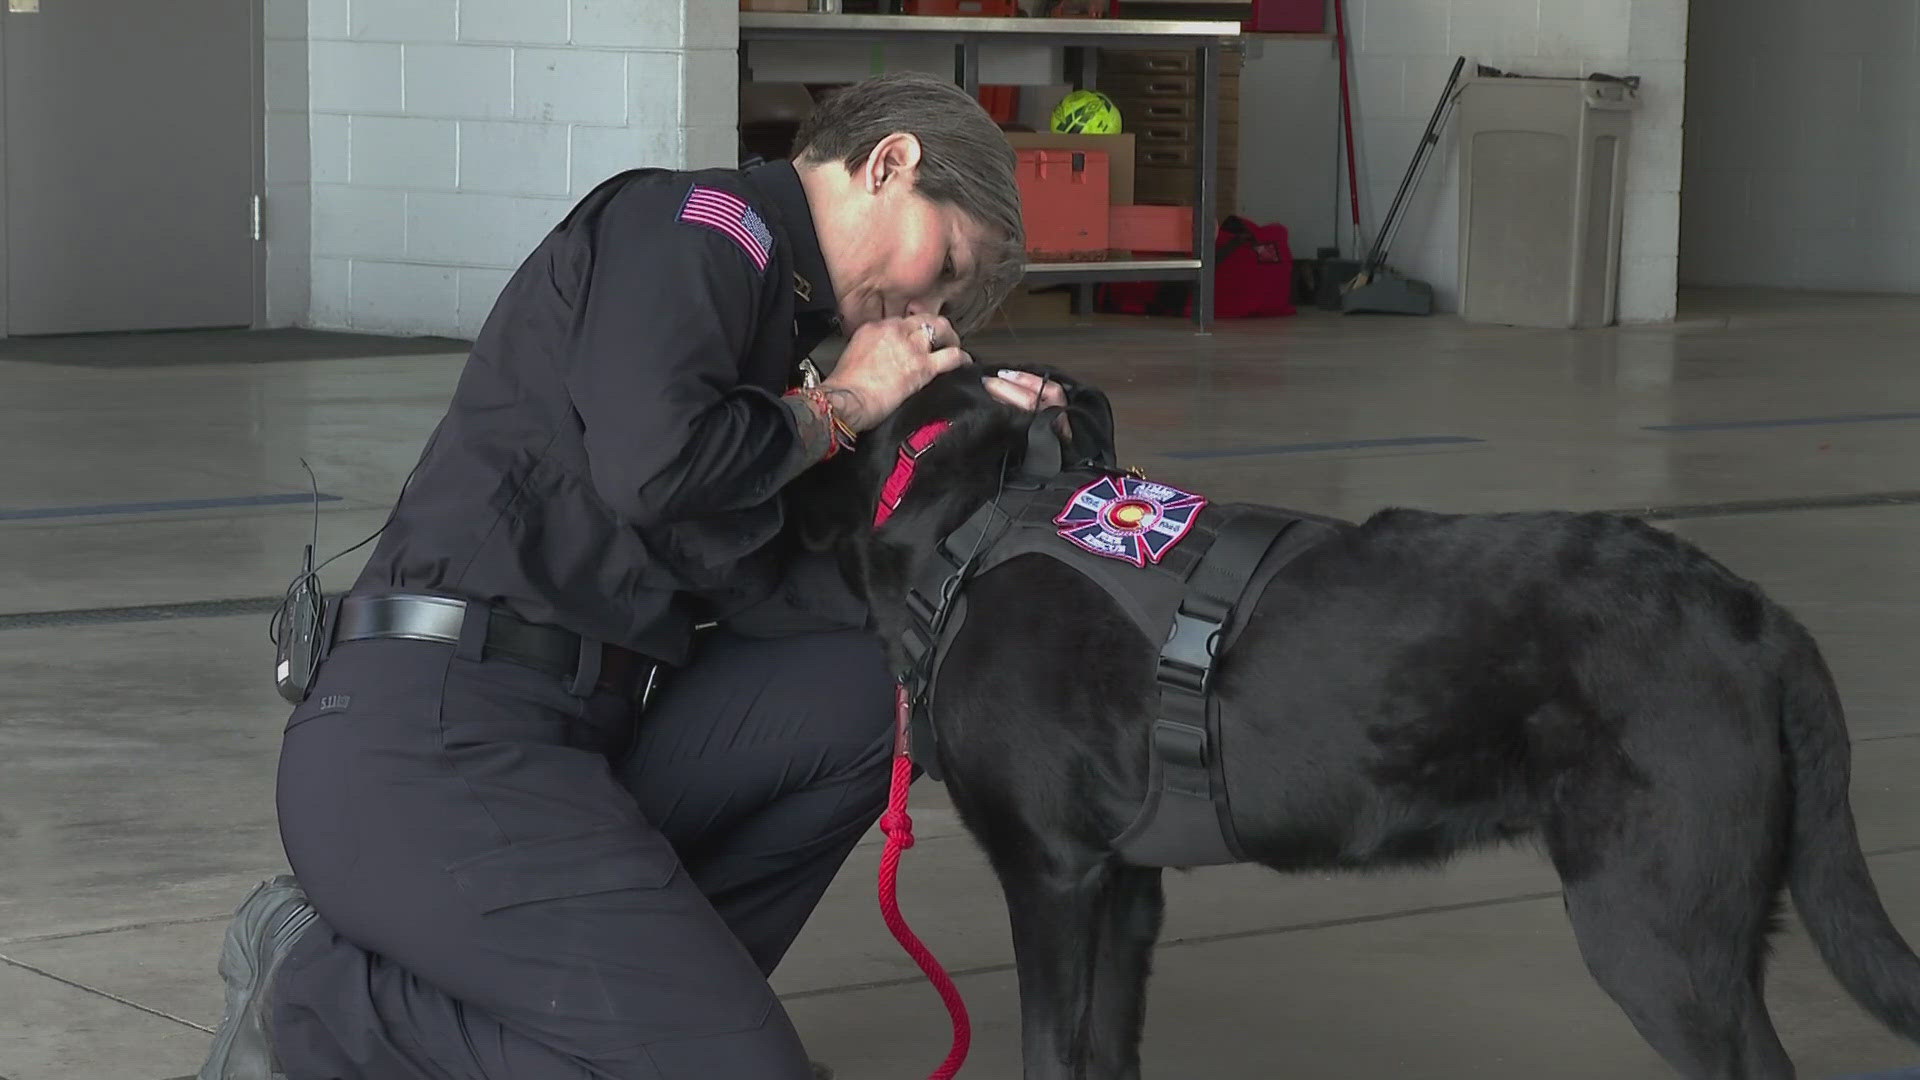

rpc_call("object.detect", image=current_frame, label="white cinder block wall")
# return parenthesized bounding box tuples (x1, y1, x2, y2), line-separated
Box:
(265, 0, 313, 327)
(1682, 0, 1920, 293)
(275, 0, 732, 337)
(1236, 39, 1340, 257)
(1337, 0, 1688, 321)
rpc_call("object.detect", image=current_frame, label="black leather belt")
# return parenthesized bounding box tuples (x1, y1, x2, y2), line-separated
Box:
(333, 593, 658, 700)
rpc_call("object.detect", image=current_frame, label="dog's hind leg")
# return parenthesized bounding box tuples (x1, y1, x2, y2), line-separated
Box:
(1550, 760, 1793, 1078)
(1561, 873, 1791, 1078)
(998, 842, 1111, 1080)
(1082, 865, 1164, 1080)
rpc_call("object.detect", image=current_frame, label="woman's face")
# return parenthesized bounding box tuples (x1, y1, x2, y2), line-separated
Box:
(808, 133, 993, 332)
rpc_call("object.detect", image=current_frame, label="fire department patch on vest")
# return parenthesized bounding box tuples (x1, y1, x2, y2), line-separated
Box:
(1055, 475, 1207, 567)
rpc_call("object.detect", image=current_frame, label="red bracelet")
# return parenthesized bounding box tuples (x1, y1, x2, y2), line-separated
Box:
(785, 387, 857, 459)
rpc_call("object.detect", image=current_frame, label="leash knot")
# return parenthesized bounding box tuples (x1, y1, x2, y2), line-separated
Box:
(880, 809, 915, 848)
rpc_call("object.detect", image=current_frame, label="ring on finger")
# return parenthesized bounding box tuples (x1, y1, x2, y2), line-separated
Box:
(921, 322, 939, 350)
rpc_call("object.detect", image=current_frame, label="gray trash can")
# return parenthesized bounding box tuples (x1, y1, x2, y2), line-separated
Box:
(1457, 74, 1638, 329)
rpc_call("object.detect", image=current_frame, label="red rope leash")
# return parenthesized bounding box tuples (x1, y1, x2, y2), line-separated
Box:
(878, 683, 972, 1079)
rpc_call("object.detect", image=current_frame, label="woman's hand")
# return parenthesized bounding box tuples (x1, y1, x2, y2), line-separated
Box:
(820, 316, 968, 432)
(983, 369, 1072, 440)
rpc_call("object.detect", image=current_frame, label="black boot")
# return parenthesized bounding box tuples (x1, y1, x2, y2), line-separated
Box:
(198, 876, 318, 1080)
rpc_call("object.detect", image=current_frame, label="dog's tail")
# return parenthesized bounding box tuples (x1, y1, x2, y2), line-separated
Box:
(1780, 618, 1920, 1039)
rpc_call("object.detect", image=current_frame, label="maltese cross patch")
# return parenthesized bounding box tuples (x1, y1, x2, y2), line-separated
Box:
(1055, 475, 1207, 567)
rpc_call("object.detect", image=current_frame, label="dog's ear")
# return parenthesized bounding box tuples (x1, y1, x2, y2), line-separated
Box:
(987, 362, 1119, 469)
(887, 375, 1031, 496)
(1062, 383, 1118, 468)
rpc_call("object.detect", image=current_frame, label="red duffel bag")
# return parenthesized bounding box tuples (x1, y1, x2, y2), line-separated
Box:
(1096, 216, 1297, 319)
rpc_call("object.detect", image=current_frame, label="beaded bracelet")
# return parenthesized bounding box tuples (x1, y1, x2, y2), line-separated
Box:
(827, 401, 859, 452)
(784, 387, 858, 459)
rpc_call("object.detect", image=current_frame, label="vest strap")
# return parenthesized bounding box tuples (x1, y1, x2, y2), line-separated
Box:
(1113, 507, 1303, 866)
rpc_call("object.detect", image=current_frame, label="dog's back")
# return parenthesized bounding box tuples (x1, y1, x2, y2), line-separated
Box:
(1217, 507, 1777, 867)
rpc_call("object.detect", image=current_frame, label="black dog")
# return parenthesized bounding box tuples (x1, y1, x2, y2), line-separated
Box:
(795, 367, 1920, 1079)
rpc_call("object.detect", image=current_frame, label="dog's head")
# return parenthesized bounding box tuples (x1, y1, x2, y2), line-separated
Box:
(790, 363, 1116, 605)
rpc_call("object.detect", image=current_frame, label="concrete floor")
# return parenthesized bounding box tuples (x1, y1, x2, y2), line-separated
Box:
(6, 288, 1920, 1079)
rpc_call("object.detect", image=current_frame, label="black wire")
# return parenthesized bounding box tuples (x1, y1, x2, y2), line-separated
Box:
(904, 436, 1020, 700)
(961, 450, 1014, 570)
(304, 459, 319, 556)
(267, 453, 426, 645)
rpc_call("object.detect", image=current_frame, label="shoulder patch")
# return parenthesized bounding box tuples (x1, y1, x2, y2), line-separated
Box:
(678, 185, 773, 273)
(1055, 475, 1207, 567)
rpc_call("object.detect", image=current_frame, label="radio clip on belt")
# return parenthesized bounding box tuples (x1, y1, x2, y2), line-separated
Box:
(272, 542, 330, 704)
(271, 459, 404, 704)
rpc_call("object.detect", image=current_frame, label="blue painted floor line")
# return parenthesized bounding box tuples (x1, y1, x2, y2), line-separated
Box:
(1648, 411, 1920, 432)
(1162, 435, 1485, 460)
(0, 492, 342, 521)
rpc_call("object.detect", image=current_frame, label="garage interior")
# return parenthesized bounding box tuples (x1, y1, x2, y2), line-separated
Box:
(4, 0, 1920, 1077)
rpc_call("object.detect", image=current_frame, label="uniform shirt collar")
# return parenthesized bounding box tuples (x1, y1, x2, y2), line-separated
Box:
(742, 160, 838, 319)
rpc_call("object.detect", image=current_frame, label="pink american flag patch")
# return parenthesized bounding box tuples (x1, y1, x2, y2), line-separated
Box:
(677, 186, 773, 272)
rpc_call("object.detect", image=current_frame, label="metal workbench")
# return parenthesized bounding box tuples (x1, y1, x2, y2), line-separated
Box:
(738, 13, 1243, 331)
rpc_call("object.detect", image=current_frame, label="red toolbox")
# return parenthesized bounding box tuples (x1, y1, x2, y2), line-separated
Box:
(1246, 0, 1326, 33)
(1109, 204, 1193, 253)
(1016, 148, 1110, 259)
(977, 84, 1020, 124)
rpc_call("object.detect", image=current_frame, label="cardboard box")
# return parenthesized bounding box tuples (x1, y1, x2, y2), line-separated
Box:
(1004, 132, 1134, 205)
(1110, 204, 1193, 254)
(991, 285, 1075, 327)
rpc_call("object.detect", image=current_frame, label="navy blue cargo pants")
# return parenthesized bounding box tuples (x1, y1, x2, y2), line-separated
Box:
(267, 618, 895, 1079)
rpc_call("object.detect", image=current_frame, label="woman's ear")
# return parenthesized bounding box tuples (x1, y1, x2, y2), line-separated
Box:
(863, 132, 923, 193)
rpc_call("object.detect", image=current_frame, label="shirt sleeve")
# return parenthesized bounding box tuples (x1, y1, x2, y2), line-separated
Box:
(560, 178, 808, 531)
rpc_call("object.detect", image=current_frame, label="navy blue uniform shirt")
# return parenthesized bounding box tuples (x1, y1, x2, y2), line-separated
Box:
(353, 161, 857, 665)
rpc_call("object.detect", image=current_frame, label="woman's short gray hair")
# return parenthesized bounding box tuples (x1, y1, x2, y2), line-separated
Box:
(792, 72, 1024, 335)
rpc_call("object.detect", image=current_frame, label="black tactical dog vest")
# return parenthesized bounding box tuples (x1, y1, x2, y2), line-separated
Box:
(894, 434, 1347, 868)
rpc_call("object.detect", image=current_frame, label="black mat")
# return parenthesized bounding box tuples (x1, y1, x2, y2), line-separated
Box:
(0, 328, 471, 367)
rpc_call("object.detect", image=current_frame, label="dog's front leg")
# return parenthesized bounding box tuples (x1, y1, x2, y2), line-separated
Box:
(1083, 865, 1164, 1080)
(1000, 847, 1108, 1080)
